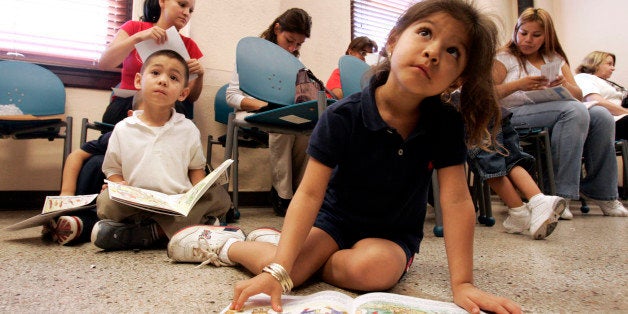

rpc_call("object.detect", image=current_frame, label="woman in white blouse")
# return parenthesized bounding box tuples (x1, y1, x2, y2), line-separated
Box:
(575, 51, 628, 140)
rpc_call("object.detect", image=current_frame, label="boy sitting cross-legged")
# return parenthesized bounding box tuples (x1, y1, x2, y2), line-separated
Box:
(91, 49, 231, 251)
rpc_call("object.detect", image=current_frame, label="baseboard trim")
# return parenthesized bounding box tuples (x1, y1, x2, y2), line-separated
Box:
(0, 190, 271, 210)
(0, 191, 55, 210)
(233, 191, 271, 207)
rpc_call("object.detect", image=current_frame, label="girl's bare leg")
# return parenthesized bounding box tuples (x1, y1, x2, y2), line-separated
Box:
(228, 227, 340, 287)
(487, 176, 525, 208)
(507, 166, 542, 200)
(320, 238, 407, 291)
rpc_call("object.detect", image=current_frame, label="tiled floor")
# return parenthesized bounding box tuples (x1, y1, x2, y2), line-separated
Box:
(0, 200, 626, 313)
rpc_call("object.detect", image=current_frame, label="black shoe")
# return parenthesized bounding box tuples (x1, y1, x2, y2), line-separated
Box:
(91, 219, 162, 250)
(225, 206, 240, 223)
(269, 187, 290, 217)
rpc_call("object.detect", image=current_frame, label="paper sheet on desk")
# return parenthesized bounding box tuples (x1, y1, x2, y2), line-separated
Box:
(541, 60, 562, 82)
(134, 26, 197, 80)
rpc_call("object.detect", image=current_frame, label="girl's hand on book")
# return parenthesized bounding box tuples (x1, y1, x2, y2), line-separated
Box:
(231, 272, 284, 312)
(453, 283, 522, 314)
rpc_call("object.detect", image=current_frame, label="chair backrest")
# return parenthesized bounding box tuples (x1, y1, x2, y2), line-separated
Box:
(214, 84, 231, 125)
(339, 55, 370, 97)
(0, 60, 66, 116)
(236, 37, 305, 107)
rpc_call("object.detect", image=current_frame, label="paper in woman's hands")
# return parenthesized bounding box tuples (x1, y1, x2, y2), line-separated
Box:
(135, 26, 197, 80)
(541, 60, 562, 82)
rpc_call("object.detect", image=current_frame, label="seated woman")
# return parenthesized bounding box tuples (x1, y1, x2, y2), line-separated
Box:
(494, 8, 627, 218)
(325, 36, 378, 99)
(226, 8, 313, 217)
(575, 51, 628, 140)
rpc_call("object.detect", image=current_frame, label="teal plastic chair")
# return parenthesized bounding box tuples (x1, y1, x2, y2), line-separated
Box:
(224, 37, 331, 215)
(338, 55, 370, 97)
(214, 84, 232, 125)
(0, 60, 73, 172)
(236, 37, 305, 107)
(206, 84, 270, 220)
(207, 83, 268, 152)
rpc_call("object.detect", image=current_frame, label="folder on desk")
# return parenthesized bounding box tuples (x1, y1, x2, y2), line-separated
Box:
(236, 37, 335, 129)
(243, 99, 336, 129)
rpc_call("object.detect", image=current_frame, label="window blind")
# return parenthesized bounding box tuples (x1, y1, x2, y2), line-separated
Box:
(351, 0, 416, 50)
(0, 0, 131, 68)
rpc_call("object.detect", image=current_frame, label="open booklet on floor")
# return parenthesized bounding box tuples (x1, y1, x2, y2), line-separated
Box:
(220, 290, 478, 314)
(106, 159, 233, 217)
(5, 194, 98, 230)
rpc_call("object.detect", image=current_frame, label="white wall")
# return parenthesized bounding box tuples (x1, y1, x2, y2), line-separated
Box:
(2, 0, 626, 192)
(535, 0, 628, 84)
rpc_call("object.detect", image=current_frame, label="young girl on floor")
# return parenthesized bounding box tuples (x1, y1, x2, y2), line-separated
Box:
(168, 0, 521, 313)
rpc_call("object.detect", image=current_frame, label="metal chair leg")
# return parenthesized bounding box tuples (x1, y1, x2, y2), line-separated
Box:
(432, 172, 443, 237)
(222, 112, 240, 220)
(617, 140, 628, 199)
(540, 129, 556, 195)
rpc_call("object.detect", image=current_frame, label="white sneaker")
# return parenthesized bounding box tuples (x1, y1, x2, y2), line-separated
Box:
(560, 205, 573, 220)
(528, 195, 565, 240)
(167, 225, 245, 266)
(592, 199, 628, 217)
(503, 206, 530, 234)
(246, 227, 281, 245)
(580, 193, 628, 217)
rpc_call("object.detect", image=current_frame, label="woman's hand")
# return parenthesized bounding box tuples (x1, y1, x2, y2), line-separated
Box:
(453, 283, 522, 314)
(243, 98, 269, 112)
(520, 75, 549, 91)
(187, 58, 204, 76)
(548, 75, 566, 88)
(231, 272, 284, 312)
(136, 26, 168, 44)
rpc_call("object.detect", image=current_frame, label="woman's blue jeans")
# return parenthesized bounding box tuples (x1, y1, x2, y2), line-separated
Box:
(509, 101, 617, 200)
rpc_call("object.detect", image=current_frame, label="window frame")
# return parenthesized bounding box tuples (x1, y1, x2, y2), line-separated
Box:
(0, 1, 132, 90)
(351, 0, 415, 51)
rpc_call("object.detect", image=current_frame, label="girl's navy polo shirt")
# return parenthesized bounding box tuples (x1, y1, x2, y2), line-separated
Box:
(307, 81, 467, 253)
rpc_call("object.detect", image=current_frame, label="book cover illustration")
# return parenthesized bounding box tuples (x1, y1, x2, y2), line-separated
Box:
(42, 194, 98, 214)
(221, 291, 471, 314)
(6, 194, 98, 231)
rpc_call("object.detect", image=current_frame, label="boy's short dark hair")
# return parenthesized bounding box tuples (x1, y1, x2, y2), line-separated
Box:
(142, 49, 190, 86)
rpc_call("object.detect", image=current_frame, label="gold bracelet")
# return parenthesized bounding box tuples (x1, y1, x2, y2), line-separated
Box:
(262, 263, 293, 294)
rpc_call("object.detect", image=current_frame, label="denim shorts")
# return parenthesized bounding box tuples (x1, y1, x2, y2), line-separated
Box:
(467, 118, 535, 181)
(314, 208, 417, 279)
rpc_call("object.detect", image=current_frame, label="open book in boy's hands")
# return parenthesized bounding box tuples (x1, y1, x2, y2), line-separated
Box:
(220, 291, 476, 314)
(105, 159, 233, 216)
(106, 159, 233, 216)
(5, 194, 98, 231)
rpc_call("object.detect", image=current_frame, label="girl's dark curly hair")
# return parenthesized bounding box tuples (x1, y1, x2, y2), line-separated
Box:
(370, 0, 501, 149)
